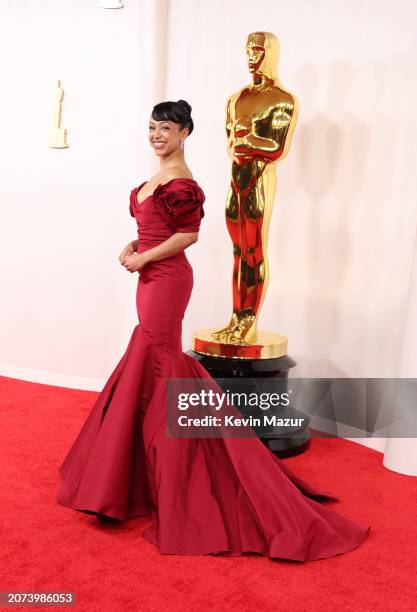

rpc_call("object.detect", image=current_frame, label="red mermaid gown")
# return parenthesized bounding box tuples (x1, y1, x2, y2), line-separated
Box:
(57, 178, 370, 561)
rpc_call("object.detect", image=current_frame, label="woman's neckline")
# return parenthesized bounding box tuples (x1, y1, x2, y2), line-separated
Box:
(136, 177, 197, 206)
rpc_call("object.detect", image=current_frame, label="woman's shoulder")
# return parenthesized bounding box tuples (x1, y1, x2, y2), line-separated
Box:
(152, 169, 193, 184)
(162, 174, 198, 187)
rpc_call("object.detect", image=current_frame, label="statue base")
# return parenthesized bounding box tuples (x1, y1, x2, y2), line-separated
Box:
(186, 349, 310, 457)
(192, 328, 287, 360)
(48, 128, 68, 149)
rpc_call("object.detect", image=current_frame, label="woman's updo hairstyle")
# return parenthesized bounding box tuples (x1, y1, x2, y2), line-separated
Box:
(151, 99, 194, 135)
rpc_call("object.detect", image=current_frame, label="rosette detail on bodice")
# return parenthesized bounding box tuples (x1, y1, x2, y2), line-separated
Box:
(130, 178, 205, 233)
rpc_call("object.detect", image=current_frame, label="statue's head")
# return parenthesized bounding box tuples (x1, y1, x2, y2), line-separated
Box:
(246, 32, 279, 80)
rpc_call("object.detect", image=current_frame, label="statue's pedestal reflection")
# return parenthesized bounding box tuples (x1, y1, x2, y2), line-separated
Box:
(187, 347, 311, 458)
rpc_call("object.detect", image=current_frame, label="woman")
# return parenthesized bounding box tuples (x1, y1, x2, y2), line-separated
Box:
(57, 99, 370, 560)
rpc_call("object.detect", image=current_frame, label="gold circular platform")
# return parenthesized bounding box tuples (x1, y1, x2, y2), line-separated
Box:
(191, 328, 288, 360)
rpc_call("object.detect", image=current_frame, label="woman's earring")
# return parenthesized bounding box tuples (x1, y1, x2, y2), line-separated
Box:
(180, 140, 184, 150)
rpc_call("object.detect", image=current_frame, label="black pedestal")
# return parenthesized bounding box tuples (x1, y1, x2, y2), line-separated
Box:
(186, 350, 310, 457)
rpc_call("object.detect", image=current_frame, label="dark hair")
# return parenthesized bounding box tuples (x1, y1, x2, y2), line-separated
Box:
(151, 99, 194, 135)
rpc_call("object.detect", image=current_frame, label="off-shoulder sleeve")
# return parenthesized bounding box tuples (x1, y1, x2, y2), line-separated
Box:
(129, 181, 147, 217)
(153, 179, 205, 232)
(129, 189, 136, 217)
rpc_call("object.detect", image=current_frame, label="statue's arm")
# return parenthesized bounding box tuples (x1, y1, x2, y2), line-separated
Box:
(226, 97, 233, 138)
(225, 97, 234, 159)
(236, 102, 294, 160)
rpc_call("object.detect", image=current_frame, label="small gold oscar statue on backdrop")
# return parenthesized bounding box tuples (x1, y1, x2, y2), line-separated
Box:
(48, 80, 68, 149)
(193, 31, 298, 360)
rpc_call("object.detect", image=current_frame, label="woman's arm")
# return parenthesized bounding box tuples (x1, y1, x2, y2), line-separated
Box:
(122, 233, 198, 273)
(119, 238, 138, 265)
(143, 232, 198, 264)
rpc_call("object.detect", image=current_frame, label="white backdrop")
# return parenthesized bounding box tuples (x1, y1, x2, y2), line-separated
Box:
(1, 0, 416, 470)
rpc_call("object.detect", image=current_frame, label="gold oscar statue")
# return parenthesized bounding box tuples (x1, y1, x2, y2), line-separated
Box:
(193, 32, 298, 360)
(48, 80, 68, 149)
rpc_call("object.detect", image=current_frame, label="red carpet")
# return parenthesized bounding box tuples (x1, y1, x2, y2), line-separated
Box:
(0, 375, 416, 611)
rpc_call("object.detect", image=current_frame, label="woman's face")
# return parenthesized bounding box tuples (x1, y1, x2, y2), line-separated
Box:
(148, 117, 188, 156)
